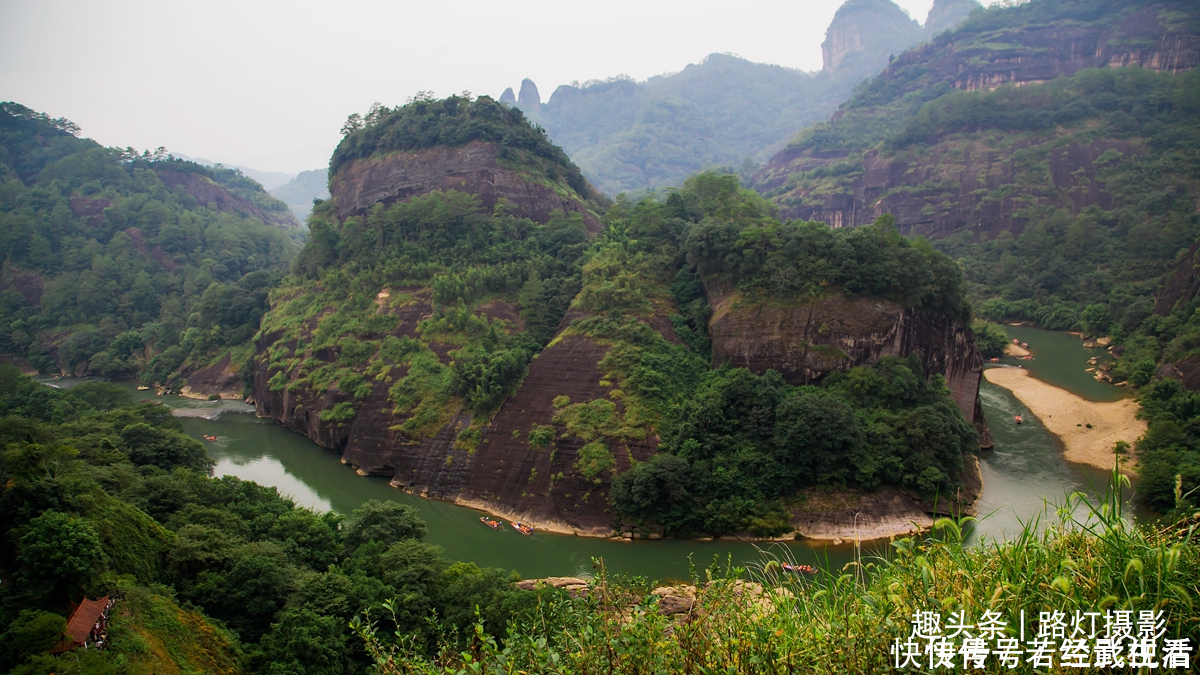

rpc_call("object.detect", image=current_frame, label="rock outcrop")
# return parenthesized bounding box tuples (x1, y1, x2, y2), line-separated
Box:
(924, 0, 980, 38)
(328, 140, 602, 232)
(499, 87, 517, 104)
(517, 78, 542, 111)
(707, 288, 991, 448)
(253, 300, 670, 535)
(821, 0, 923, 77)
(1155, 238, 1200, 318)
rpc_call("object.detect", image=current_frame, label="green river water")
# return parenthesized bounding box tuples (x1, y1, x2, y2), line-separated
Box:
(50, 327, 1139, 582)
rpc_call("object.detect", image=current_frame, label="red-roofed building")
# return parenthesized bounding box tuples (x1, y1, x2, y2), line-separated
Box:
(48, 596, 113, 654)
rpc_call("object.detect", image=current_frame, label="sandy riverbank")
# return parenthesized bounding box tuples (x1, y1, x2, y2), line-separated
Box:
(983, 367, 1144, 473)
(1004, 343, 1030, 357)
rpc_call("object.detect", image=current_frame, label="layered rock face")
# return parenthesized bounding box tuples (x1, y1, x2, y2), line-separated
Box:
(821, 0, 923, 76)
(708, 289, 991, 447)
(252, 300, 668, 535)
(759, 2, 1200, 234)
(328, 140, 602, 232)
(767, 138, 1141, 239)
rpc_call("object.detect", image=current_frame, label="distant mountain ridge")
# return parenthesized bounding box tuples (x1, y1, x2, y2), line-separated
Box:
(499, 0, 980, 196)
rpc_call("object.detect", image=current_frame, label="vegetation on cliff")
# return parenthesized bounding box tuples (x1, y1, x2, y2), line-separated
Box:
(933, 67, 1200, 333)
(0, 366, 550, 673)
(757, 0, 1200, 336)
(261, 187, 590, 436)
(532, 173, 977, 535)
(0, 103, 299, 386)
(333, 95, 600, 203)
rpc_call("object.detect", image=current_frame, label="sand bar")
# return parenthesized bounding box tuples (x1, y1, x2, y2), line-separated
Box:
(1004, 343, 1030, 357)
(983, 367, 1144, 474)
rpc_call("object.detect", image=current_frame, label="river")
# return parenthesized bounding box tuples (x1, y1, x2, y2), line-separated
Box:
(53, 326, 1136, 581)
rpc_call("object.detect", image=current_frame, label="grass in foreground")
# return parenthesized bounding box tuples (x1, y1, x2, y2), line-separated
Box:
(355, 475, 1199, 674)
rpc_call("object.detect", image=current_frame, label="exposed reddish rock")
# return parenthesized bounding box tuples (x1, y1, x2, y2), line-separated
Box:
(708, 288, 991, 447)
(156, 171, 298, 230)
(328, 141, 602, 233)
(0, 265, 44, 306)
(69, 197, 109, 227)
(450, 332, 655, 535)
(1155, 238, 1200, 317)
(181, 354, 244, 399)
(765, 138, 1138, 239)
(1157, 354, 1200, 391)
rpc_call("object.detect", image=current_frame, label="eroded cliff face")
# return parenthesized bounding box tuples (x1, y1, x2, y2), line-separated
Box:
(759, 2, 1200, 235)
(328, 140, 602, 232)
(821, 0, 923, 77)
(708, 289, 991, 447)
(252, 300, 668, 534)
(769, 137, 1140, 239)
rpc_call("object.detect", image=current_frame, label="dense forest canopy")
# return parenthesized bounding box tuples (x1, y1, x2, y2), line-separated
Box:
(0, 366, 554, 673)
(0, 103, 299, 386)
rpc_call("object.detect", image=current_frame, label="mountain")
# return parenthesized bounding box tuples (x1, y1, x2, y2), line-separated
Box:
(0, 102, 300, 386)
(269, 168, 330, 221)
(821, 0, 923, 78)
(924, 0, 982, 37)
(249, 95, 985, 538)
(753, 0, 1200, 328)
(500, 0, 968, 197)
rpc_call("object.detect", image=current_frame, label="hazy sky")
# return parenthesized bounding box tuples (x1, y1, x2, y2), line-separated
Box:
(0, 0, 992, 175)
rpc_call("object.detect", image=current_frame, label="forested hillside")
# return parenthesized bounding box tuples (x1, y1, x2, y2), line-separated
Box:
(0, 367, 550, 673)
(754, 0, 1200, 334)
(252, 90, 985, 538)
(0, 103, 301, 389)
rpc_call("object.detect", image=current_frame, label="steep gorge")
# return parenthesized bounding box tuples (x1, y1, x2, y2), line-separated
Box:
(250, 98, 989, 538)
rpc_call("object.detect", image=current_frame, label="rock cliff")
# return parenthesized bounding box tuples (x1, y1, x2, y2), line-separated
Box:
(924, 0, 980, 38)
(821, 0, 923, 77)
(758, 0, 1200, 234)
(328, 140, 602, 232)
(707, 289, 991, 447)
(252, 300, 670, 535)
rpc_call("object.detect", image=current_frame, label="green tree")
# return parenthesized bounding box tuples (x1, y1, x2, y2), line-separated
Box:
(17, 511, 105, 601)
(343, 500, 427, 554)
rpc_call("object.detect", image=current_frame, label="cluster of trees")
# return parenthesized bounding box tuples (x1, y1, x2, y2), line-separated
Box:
(0, 103, 297, 385)
(0, 365, 550, 674)
(609, 357, 977, 536)
(330, 95, 597, 202)
(672, 173, 968, 315)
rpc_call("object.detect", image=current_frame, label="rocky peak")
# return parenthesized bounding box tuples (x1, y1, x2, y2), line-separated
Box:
(499, 87, 516, 104)
(924, 0, 981, 38)
(518, 78, 541, 111)
(821, 0, 923, 76)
